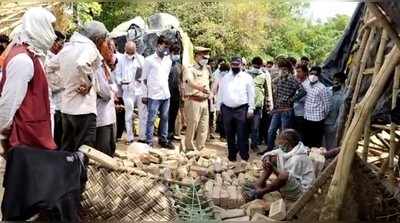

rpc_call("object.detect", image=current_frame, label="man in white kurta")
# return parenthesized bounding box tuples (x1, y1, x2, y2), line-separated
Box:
(46, 21, 108, 152)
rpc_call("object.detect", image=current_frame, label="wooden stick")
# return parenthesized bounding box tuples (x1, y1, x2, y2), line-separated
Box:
(376, 133, 391, 150)
(347, 29, 370, 100)
(357, 142, 387, 152)
(362, 113, 372, 161)
(390, 66, 400, 169)
(320, 46, 400, 221)
(345, 27, 376, 133)
(370, 136, 390, 150)
(79, 145, 195, 187)
(368, 3, 400, 50)
(374, 30, 389, 76)
(360, 17, 378, 32)
(371, 124, 393, 131)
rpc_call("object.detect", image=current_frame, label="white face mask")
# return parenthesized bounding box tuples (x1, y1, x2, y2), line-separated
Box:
(309, 75, 318, 83)
(199, 59, 208, 67)
(125, 53, 134, 60)
(171, 54, 180, 61)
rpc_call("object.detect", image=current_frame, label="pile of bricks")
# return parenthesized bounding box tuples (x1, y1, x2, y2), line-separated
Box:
(113, 143, 319, 222)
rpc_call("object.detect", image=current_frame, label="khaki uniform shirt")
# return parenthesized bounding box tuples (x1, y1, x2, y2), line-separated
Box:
(183, 64, 210, 98)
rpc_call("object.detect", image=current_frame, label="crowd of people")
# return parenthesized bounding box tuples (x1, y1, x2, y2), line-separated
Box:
(0, 8, 347, 161)
(0, 6, 351, 220)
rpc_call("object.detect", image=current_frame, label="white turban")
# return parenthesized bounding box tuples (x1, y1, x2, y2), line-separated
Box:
(18, 7, 56, 55)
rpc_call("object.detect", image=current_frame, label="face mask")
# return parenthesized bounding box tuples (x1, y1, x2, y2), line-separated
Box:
(332, 84, 341, 91)
(249, 67, 261, 75)
(199, 59, 208, 67)
(309, 75, 318, 83)
(232, 67, 241, 74)
(220, 71, 228, 76)
(171, 54, 180, 62)
(278, 144, 291, 153)
(125, 53, 134, 60)
(156, 46, 169, 58)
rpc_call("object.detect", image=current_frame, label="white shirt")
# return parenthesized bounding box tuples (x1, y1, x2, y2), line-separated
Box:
(45, 51, 64, 111)
(46, 32, 102, 116)
(142, 53, 172, 100)
(217, 71, 255, 113)
(115, 53, 144, 85)
(111, 53, 123, 98)
(96, 65, 116, 127)
(0, 53, 34, 139)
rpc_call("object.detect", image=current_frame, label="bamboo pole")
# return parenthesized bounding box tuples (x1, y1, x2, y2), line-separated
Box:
(335, 26, 368, 144)
(362, 113, 372, 161)
(344, 27, 376, 133)
(374, 30, 389, 76)
(347, 29, 370, 98)
(368, 3, 400, 50)
(390, 66, 400, 169)
(319, 46, 400, 221)
(360, 17, 377, 32)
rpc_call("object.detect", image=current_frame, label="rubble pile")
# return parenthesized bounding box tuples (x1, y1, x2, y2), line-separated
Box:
(111, 143, 294, 222)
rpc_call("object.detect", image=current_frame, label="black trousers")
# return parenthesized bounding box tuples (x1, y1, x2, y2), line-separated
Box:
(259, 108, 271, 145)
(115, 97, 125, 140)
(54, 110, 63, 149)
(303, 119, 325, 148)
(168, 98, 180, 139)
(221, 104, 249, 161)
(95, 124, 116, 156)
(61, 113, 96, 152)
(294, 115, 307, 142)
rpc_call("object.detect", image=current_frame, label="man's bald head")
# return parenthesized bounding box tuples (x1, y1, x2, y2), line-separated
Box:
(125, 40, 136, 55)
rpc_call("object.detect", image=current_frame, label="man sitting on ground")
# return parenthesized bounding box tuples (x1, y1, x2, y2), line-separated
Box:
(244, 129, 315, 202)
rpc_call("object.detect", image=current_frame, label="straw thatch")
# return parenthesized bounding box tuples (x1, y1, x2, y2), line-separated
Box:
(0, 1, 69, 34)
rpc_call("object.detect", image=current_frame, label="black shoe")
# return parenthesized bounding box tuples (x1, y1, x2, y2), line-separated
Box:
(137, 139, 146, 144)
(228, 157, 237, 162)
(160, 142, 175, 150)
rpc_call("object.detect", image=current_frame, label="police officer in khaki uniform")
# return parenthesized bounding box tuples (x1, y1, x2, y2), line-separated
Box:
(183, 47, 211, 151)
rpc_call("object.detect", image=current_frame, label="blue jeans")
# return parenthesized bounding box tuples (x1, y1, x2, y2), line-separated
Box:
(146, 98, 170, 145)
(250, 108, 262, 146)
(267, 110, 293, 151)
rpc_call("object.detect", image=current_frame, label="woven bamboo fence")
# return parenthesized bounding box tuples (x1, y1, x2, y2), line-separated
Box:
(80, 164, 177, 222)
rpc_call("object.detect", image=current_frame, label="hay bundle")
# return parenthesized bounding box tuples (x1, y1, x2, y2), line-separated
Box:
(80, 165, 177, 222)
